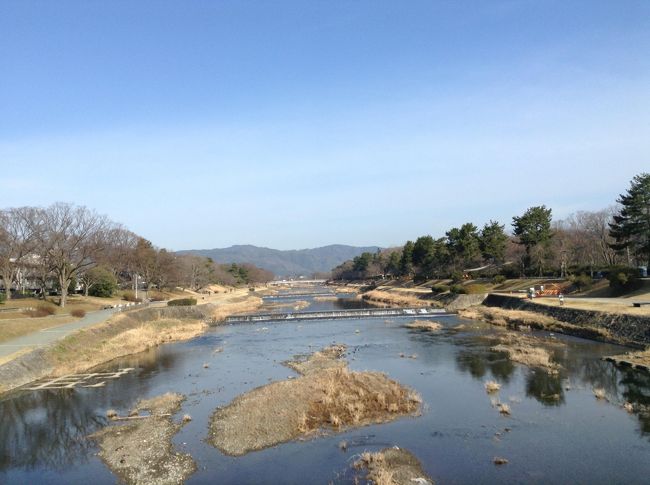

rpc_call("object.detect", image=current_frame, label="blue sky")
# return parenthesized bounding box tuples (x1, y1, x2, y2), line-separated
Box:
(1, 0, 648, 250)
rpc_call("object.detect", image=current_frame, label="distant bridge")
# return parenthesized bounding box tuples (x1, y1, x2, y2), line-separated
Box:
(220, 307, 450, 324)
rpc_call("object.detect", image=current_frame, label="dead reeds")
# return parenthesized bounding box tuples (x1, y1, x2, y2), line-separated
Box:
(484, 381, 501, 393)
(209, 347, 421, 456)
(405, 320, 442, 331)
(490, 332, 560, 373)
(300, 368, 421, 433)
(353, 447, 433, 485)
(284, 344, 348, 376)
(361, 290, 438, 308)
(458, 306, 613, 342)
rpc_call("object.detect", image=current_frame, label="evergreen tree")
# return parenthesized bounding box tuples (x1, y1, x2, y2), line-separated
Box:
(385, 251, 401, 276)
(512, 205, 553, 275)
(446, 223, 480, 269)
(412, 236, 435, 267)
(609, 173, 650, 267)
(399, 241, 415, 275)
(479, 220, 508, 264)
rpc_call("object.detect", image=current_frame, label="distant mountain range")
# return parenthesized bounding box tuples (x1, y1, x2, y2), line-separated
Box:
(177, 244, 381, 277)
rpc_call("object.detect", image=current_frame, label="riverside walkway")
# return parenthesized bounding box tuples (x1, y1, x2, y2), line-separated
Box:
(222, 307, 450, 324)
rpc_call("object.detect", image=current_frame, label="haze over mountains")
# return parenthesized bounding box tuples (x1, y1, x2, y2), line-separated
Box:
(178, 244, 380, 277)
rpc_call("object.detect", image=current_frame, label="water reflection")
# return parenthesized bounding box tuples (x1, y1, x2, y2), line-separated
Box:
(0, 389, 107, 471)
(0, 347, 182, 472)
(524, 370, 565, 406)
(619, 370, 650, 435)
(455, 348, 515, 383)
(452, 329, 650, 437)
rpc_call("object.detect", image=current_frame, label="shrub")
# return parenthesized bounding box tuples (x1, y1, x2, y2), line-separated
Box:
(28, 303, 57, 318)
(122, 291, 143, 303)
(492, 275, 506, 285)
(0, 292, 5, 305)
(431, 284, 450, 294)
(87, 267, 118, 297)
(499, 264, 521, 279)
(148, 291, 167, 302)
(450, 272, 464, 284)
(570, 273, 592, 291)
(168, 298, 197, 306)
(606, 266, 642, 294)
(71, 309, 86, 318)
(450, 284, 467, 294)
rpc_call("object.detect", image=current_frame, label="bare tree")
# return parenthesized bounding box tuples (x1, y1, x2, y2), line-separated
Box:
(554, 208, 620, 276)
(0, 207, 40, 299)
(101, 226, 139, 288)
(37, 203, 113, 307)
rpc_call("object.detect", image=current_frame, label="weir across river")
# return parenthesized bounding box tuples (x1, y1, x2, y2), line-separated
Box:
(221, 307, 450, 324)
(262, 292, 335, 299)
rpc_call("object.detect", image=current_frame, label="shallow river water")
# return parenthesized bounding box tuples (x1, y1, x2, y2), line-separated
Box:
(2, 291, 650, 484)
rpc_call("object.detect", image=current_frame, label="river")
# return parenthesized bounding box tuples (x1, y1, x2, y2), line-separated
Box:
(1, 289, 649, 484)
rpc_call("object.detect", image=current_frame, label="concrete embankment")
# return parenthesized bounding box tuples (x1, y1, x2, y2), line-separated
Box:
(432, 293, 488, 311)
(483, 294, 650, 346)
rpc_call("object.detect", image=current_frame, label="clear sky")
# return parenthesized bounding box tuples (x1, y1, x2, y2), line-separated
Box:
(1, 0, 648, 250)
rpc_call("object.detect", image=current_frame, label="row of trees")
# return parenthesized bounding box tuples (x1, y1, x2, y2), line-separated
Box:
(0, 203, 273, 307)
(333, 173, 650, 281)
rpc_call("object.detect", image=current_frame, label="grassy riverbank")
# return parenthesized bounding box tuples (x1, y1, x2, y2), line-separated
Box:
(48, 292, 262, 376)
(458, 306, 615, 343)
(0, 289, 263, 393)
(360, 289, 441, 308)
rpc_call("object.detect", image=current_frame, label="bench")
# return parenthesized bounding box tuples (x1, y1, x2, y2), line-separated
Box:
(632, 302, 650, 307)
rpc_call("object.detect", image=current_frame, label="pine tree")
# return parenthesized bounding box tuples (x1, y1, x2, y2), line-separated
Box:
(512, 206, 553, 276)
(479, 220, 508, 264)
(609, 173, 650, 268)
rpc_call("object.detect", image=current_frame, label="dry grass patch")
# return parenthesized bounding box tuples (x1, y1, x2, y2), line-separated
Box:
(50, 317, 206, 376)
(593, 388, 607, 400)
(209, 349, 421, 456)
(284, 344, 347, 376)
(485, 380, 501, 393)
(353, 447, 434, 485)
(361, 290, 439, 308)
(314, 296, 339, 302)
(497, 403, 511, 415)
(329, 286, 360, 294)
(209, 296, 263, 322)
(91, 392, 195, 485)
(605, 348, 650, 370)
(458, 306, 613, 342)
(490, 332, 561, 373)
(0, 314, 77, 343)
(292, 300, 310, 310)
(405, 320, 443, 331)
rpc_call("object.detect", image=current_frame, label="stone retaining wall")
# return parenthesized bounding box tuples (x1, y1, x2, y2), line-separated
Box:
(484, 294, 650, 346)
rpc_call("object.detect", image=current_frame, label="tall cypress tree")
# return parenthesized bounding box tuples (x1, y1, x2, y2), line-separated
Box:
(609, 173, 650, 268)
